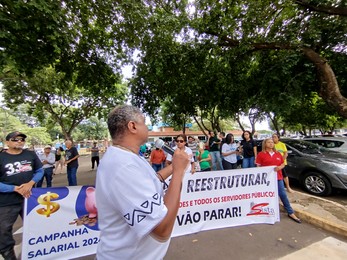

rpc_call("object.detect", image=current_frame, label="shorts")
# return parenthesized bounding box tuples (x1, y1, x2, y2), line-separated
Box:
(282, 166, 288, 178)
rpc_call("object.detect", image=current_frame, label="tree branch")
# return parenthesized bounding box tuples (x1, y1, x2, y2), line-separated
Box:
(193, 115, 208, 137)
(295, 0, 347, 16)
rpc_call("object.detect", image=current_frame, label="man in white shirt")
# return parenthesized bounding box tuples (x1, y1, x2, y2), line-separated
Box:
(37, 145, 56, 187)
(95, 105, 189, 260)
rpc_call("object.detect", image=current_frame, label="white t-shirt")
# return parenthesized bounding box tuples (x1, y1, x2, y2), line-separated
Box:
(38, 152, 56, 169)
(165, 146, 194, 173)
(221, 143, 238, 164)
(95, 146, 169, 260)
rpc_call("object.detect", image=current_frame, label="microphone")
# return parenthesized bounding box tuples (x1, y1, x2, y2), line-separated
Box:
(155, 139, 175, 155)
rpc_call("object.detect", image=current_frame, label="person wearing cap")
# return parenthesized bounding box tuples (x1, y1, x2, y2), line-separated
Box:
(0, 131, 43, 260)
(37, 145, 56, 188)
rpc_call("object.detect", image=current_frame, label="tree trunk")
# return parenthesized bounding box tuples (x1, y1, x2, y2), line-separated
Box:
(267, 112, 280, 134)
(235, 115, 245, 132)
(282, 125, 286, 136)
(302, 47, 347, 118)
(193, 116, 208, 138)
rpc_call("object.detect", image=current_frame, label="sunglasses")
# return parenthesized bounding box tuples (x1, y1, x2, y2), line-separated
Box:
(10, 138, 26, 142)
(176, 140, 185, 143)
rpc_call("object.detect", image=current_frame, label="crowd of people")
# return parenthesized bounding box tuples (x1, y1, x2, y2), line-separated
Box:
(146, 130, 300, 225)
(146, 129, 296, 196)
(150, 130, 258, 174)
(0, 105, 300, 260)
(93, 105, 301, 259)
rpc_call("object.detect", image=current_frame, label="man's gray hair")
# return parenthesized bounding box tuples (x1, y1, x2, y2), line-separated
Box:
(107, 105, 143, 140)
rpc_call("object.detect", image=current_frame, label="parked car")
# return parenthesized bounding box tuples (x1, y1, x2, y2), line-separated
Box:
(302, 137, 347, 154)
(281, 138, 347, 196)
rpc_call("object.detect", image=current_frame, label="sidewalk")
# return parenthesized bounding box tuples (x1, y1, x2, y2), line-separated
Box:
(284, 191, 347, 239)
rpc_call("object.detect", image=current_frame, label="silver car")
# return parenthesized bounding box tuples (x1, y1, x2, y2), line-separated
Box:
(281, 138, 347, 196)
(303, 137, 347, 154)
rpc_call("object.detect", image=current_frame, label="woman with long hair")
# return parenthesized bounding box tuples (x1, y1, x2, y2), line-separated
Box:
(221, 134, 239, 170)
(54, 146, 65, 175)
(240, 131, 257, 168)
(256, 138, 301, 223)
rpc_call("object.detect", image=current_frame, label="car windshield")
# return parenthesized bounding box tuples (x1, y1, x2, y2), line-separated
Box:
(283, 139, 327, 154)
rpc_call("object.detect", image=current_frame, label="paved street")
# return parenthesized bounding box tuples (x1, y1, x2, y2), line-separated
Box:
(7, 154, 347, 260)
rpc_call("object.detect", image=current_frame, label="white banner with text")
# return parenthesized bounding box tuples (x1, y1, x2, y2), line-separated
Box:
(22, 166, 279, 259)
(172, 166, 280, 237)
(22, 186, 99, 259)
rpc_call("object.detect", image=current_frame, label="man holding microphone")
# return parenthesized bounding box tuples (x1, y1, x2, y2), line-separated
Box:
(95, 105, 189, 259)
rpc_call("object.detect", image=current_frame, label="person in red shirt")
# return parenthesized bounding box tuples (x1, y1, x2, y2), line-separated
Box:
(150, 147, 166, 172)
(256, 138, 301, 224)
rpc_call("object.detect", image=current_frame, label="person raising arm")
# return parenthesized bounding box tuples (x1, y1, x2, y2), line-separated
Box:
(95, 105, 189, 260)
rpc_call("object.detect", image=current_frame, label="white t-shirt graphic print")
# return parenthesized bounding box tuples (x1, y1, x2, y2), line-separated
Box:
(96, 146, 169, 260)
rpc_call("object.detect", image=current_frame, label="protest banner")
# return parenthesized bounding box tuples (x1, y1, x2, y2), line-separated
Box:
(22, 186, 99, 259)
(172, 166, 280, 237)
(22, 166, 279, 259)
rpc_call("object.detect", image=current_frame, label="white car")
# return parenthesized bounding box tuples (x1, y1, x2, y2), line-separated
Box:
(303, 137, 347, 154)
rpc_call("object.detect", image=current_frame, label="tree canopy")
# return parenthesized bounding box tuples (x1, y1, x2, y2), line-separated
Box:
(128, 0, 347, 132)
(1, 0, 129, 138)
(2, 66, 126, 139)
(0, 107, 52, 145)
(1, 1, 347, 135)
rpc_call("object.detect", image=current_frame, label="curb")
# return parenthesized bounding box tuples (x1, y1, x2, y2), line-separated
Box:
(293, 206, 347, 239)
(280, 203, 347, 240)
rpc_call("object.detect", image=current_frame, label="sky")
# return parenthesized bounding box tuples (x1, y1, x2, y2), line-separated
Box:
(122, 65, 134, 80)
(254, 120, 270, 131)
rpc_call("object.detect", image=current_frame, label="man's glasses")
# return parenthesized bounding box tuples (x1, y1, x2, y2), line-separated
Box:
(10, 138, 26, 142)
(176, 140, 185, 143)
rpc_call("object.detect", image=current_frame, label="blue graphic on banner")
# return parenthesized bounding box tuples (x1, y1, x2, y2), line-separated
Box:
(23, 186, 100, 260)
(26, 187, 69, 214)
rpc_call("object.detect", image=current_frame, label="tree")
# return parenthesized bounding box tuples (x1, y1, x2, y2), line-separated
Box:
(0, 107, 25, 140)
(282, 92, 345, 135)
(2, 1, 347, 128)
(0, 0, 143, 77)
(24, 127, 53, 146)
(193, 0, 347, 117)
(295, 0, 347, 16)
(129, 0, 347, 123)
(76, 116, 108, 140)
(130, 40, 247, 132)
(2, 66, 126, 140)
(0, 107, 52, 145)
(0, 0, 69, 75)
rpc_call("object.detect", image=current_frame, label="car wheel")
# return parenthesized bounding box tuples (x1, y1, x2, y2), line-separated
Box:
(302, 172, 332, 196)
